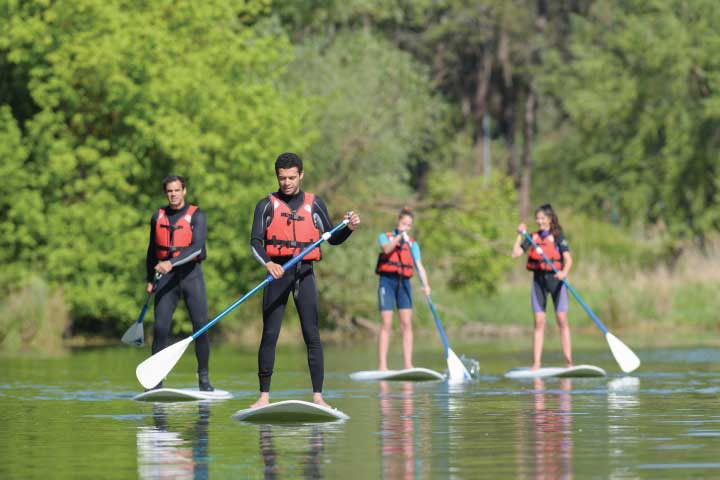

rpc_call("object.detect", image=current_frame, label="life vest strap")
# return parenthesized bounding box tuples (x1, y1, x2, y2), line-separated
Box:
(280, 211, 305, 222)
(382, 261, 413, 269)
(266, 236, 316, 249)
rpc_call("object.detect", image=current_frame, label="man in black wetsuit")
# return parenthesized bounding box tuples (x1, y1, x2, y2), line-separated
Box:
(145, 175, 213, 391)
(249, 152, 360, 408)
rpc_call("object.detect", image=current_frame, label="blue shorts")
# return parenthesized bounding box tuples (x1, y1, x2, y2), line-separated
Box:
(378, 274, 413, 311)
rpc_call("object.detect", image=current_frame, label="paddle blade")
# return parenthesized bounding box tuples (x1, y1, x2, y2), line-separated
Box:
(605, 332, 641, 373)
(121, 322, 144, 347)
(446, 347, 472, 383)
(136, 336, 193, 389)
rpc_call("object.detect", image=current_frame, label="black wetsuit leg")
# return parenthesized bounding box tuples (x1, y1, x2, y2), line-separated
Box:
(152, 264, 210, 373)
(293, 264, 323, 392)
(153, 274, 182, 354)
(258, 267, 293, 392)
(258, 262, 324, 393)
(181, 264, 210, 373)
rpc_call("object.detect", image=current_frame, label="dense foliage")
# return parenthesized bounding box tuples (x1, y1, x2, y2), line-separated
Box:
(1, 0, 718, 339)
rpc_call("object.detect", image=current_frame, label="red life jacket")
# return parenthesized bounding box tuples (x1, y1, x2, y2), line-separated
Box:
(376, 231, 414, 278)
(155, 205, 199, 260)
(265, 192, 322, 261)
(526, 231, 564, 272)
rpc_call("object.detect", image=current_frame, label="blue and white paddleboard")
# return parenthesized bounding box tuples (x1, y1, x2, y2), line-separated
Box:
(504, 364, 607, 379)
(349, 367, 445, 382)
(132, 388, 233, 402)
(233, 400, 349, 423)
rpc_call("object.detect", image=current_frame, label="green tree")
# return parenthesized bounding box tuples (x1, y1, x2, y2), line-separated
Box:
(537, 0, 720, 252)
(0, 0, 313, 333)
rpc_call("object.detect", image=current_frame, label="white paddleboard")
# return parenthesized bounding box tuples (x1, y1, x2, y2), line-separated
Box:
(232, 400, 349, 422)
(349, 367, 445, 382)
(504, 364, 607, 379)
(132, 388, 233, 402)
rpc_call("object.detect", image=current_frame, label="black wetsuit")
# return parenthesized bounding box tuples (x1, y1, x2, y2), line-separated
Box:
(250, 191, 352, 393)
(146, 204, 210, 374)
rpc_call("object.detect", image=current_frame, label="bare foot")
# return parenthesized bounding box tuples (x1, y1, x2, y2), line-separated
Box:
(565, 363, 574, 368)
(250, 392, 270, 409)
(531, 364, 541, 371)
(378, 365, 388, 371)
(312, 393, 332, 409)
(404, 364, 414, 370)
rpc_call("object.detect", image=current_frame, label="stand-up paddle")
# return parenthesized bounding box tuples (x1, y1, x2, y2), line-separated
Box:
(407, 236, 471, 383)
(121, 273, 162, 347)
(521, 231, 640, 373)
(136, 219, 349, 389)
(122, 251, 202, 347)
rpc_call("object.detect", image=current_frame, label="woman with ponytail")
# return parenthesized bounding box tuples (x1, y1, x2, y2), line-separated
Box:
(375, 207, 431, 370)
(511, 204, 574, 369)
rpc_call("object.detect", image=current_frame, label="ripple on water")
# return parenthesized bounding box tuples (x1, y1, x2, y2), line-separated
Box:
(639, 463, 720, 470)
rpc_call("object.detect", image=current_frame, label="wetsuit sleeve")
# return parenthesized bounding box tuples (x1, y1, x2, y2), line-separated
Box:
(146, 213, 159, 282)
(557, 233, 570, 253)
(378, 233, 390, 246)
(170, 209, 206, 266)
(250, 198, 272, 265)
(520, 237, 531, 252)
(313, 196, 352, 245)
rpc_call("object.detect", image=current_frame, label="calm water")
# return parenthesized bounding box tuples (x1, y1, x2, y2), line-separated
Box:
(1, 341, 719, 479)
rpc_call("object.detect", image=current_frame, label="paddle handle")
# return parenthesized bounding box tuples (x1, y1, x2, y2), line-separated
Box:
(191, 219, 349, 339)
(522, 231, 609, 335)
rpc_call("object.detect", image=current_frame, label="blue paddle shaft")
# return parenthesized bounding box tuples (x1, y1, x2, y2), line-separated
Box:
(136, 302, 150, 325)
(405, 238, 451, 354)
(135, 273, 162, 325)
(191, 220, 349, 339)
(522, 231, 609, 334)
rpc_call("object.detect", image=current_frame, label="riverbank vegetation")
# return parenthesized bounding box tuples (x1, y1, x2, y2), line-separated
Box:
(2, 0, 719, 350)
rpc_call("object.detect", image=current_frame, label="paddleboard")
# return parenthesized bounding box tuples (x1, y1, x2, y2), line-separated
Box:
(232, 400, 349, 423)
(349, 367, 445, 382)
(504, 364, 607, 379)
(132, 388, 233, 402)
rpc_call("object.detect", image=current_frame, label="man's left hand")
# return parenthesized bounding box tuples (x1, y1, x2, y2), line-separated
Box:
(345, 211, 361, 230)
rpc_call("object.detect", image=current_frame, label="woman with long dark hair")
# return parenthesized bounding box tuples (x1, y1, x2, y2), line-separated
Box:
(512, 204, 573, 369)
(375, 207, 431, 370)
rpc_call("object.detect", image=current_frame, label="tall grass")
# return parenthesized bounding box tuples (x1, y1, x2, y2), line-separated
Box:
(0, 276, 69, 355)
(455, 229, 720, 335)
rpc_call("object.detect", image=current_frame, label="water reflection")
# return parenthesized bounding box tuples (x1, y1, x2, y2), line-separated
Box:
(607, 376, 640, 479)
(136, 403, 210, 480)
(518, 378, 574, 479)
(258, 424, 326, 479)
(379, 381, 427, 479)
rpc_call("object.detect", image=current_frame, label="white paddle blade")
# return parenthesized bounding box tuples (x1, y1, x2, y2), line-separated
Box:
(605, 332, 641, 373)
(136, 336, 193, 389)
(121, 322, 144, 347)
(446, 348, 472, 383)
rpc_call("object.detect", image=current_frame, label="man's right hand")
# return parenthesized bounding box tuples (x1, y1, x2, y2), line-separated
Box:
(146, 282, 154, 294)
(265, 261, 285, 279)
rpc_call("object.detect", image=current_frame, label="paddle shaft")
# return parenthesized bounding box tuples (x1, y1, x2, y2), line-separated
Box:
(522, 231, 609, 334)
(191, 219, 349, 339)
(405, 238, 451, 354)
(134, 273, 162, 325)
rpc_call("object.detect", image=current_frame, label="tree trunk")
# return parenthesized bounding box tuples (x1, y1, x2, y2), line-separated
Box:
(520, 86, 537, 219)
(473, 53, 493, 177)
